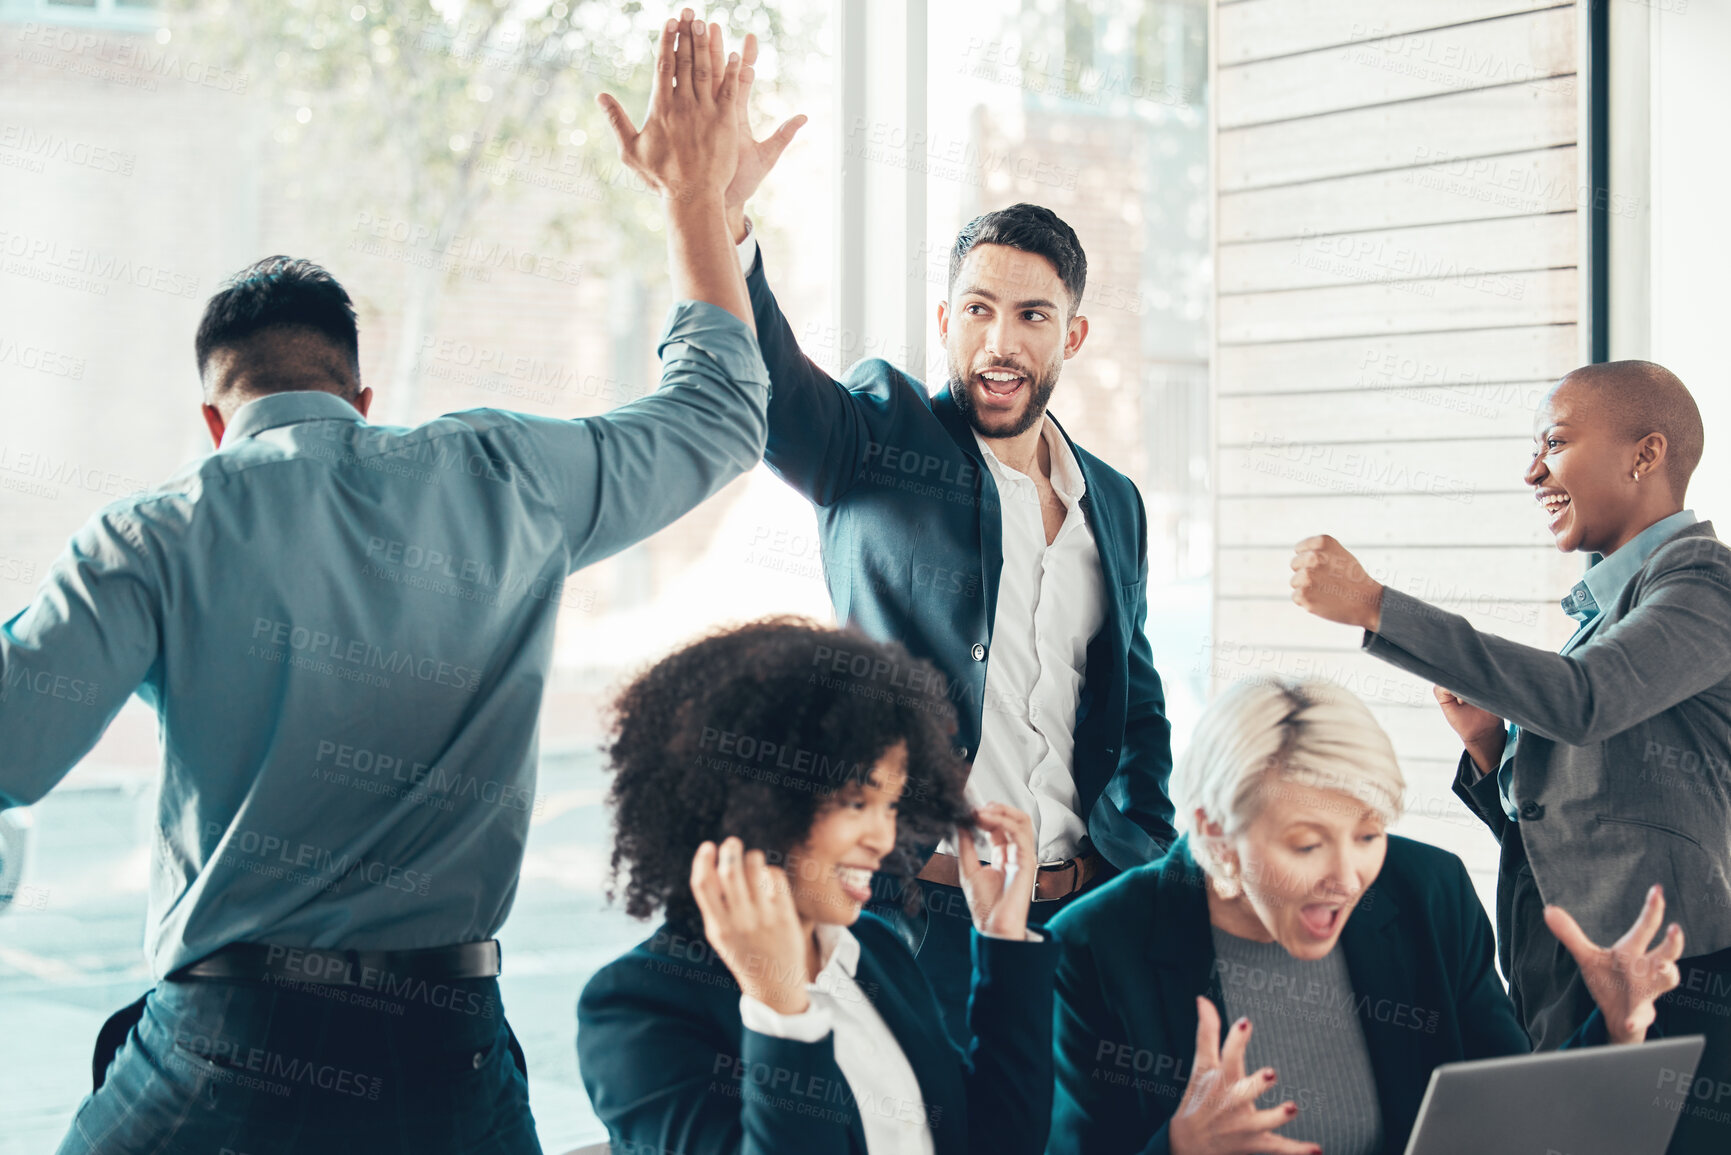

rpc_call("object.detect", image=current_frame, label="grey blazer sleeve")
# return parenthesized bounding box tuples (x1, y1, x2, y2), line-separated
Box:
(1363, 539, 1731, 746)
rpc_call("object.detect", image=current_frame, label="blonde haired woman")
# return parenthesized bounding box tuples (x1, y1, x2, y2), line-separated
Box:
(1047, 677, 1684, 1155)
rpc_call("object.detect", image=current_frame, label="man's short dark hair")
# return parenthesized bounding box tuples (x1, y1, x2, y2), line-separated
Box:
(949, 203, 1087, 316)
(195, 256, 360, 388)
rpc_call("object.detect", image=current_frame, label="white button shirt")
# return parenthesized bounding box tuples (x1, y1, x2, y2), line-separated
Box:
(738, 222, 1105, 861)
(960, 419, 1105, 861)
(739, 924, 936, 1155)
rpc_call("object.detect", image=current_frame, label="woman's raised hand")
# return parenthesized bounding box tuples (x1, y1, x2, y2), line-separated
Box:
(1169, 998, 1319, 1155)
(690, 836, 810, 1015)
(956, 802, 1037, 940)
(1547, 884, 1685, 1044)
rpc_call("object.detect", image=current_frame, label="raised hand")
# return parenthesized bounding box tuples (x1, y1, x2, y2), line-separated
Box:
(1547, 885, 1685, 1045)
(1290, 534, 1384, 631)
(713, 33, 806, 240)
(1433, 686, 1508, 776)
(597, 10, 742, 204)
(690, 836, 811, 1015)
(1169, 999, 1318, 1155)
(956, 802, 1036, 940)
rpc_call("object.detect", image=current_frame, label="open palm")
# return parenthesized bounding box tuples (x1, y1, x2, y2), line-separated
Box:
(709, 32, 806, 220)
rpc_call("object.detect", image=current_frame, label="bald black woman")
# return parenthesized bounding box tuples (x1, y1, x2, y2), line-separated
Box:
(1292, 360, 1731, 1155)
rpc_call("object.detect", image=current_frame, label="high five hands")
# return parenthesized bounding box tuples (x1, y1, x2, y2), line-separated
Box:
(715, 32, 805, 241)
(597, 12, 805, 223)
(597, 10, 742, 204)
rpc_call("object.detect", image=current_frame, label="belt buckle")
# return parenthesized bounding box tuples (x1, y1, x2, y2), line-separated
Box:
(1034, 856, 1078, 903)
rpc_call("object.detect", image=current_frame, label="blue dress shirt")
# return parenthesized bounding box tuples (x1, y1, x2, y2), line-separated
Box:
(0, 300, 768, 977)
(1496, 509, 1700, 819)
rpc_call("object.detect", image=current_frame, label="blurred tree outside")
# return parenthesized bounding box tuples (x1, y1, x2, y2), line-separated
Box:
(164, 0, 813, 422)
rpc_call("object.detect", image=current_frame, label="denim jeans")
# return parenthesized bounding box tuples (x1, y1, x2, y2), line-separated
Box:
(56, 974, 542, 1155)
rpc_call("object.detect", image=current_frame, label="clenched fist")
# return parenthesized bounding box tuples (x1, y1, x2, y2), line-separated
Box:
(1290, 535, 1384, 632)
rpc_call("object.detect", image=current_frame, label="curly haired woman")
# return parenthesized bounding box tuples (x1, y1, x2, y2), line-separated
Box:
(576, 616, 1058, 1155)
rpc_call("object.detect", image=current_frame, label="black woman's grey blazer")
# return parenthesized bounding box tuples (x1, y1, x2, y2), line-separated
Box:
(1364, 520, 1731, 958)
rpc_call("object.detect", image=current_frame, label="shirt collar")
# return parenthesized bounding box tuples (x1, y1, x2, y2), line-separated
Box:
(813, 922, 861, 980)
(971, 416, 1088, 503)
(1565, 509, 1698, 621)
(223, 390, 368, 445)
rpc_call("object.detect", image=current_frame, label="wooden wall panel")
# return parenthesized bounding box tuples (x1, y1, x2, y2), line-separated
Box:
(1218, 545, 1566, 600)
(1219, 268, 1577, 343)
(1207, 0, 1588, 770)
(1219, 6, 1577, 128)
(1217, 492, 1556, 547)
(1217, 325, 1578, 395)
(1218, 384, 1552, 442)
(1216, 594, 1555, 649)
(1219, 212, 1576, 295)
(1217, 0, 1566, 66)
(1220, 82, 1577, 191)
(1219, 146, 1583, 243)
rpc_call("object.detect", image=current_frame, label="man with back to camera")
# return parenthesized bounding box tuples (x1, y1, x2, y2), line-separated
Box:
(2, 16, 762, 1153)
(683, 29, 1177, 1045)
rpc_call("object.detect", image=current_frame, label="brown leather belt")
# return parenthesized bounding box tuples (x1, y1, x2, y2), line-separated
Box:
(918, 850, 1101, 903)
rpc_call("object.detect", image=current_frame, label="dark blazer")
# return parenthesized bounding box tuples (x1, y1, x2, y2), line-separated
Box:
(1045, 836, 1597, 1155)
(746, 248, 1176, 869)
(577, 912, 1060, 1155)
(1367, 522, 1731, 957)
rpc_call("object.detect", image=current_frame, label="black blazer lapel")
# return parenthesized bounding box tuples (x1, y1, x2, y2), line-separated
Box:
(853, 940, 968, 1155)
(933, 386, 1004, 647)
(1146, 844, 1228, 1063)
(1050, 415, 1123, 593)
(1339, 877, 1428, 1148)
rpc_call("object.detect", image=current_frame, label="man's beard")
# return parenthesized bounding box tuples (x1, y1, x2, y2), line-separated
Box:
(949, 353, 1061, 440)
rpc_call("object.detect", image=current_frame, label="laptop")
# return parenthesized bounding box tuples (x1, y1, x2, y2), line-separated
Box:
(1403, 1035, 1707, 1155)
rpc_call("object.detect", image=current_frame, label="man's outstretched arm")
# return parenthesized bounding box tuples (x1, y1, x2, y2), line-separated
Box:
(714, 36, 894, 507)
(0, 507, 159, 809)
(509, 12, 770, 569)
